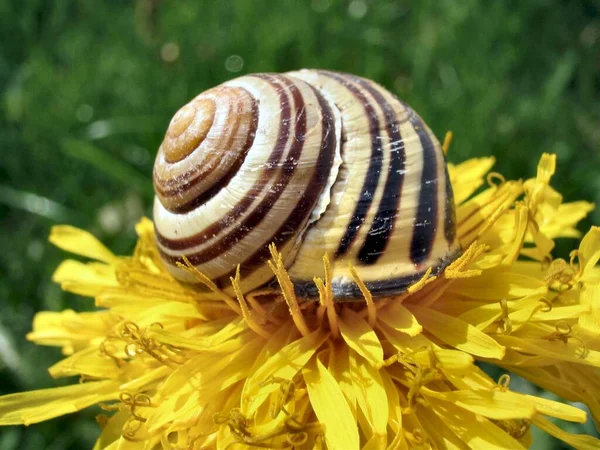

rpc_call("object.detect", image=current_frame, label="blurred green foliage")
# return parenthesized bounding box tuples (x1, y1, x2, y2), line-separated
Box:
(0, 0, 598, 448)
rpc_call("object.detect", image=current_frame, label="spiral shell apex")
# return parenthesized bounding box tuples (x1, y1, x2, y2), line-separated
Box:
(153, 70, 460, 300)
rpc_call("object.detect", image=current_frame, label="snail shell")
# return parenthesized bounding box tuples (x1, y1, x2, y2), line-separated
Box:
(153, 70, 459, 300)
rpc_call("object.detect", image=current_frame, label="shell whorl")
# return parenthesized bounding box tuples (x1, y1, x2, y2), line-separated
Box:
(153, 85, 258, 212)
(153, 70, 459, 300)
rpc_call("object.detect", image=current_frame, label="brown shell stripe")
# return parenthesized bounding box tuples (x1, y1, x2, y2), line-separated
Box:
(443, 165, 457, 244)
(155, 74, 296, 257)
(214, 82, 338, 285)
(348, 75, 408, 265)
(318, 71, 384, 259)
(403, 105, 440, 264)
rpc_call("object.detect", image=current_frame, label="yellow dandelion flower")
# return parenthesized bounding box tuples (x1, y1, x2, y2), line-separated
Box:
(1, 153, 599, 450)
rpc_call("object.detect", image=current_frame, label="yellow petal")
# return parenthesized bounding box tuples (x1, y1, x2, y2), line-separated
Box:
(349, 350, 388, 439)
(49, 225, 117, 263)
(95, 284, 197, 310)
(120, 365, 171, 393)
(532, 415, 600, 450)
(522, 226, 555, 261)
(453, 292, 553, 332)
(239, 325, 293, 409)
(535, 153, 557, 184)
(379, 369, 402, 433)
(338, 308, 383, 365)
(328, 341, 356, 416)
(430, 399, 526, 449)
(557, 365, 600, 427)
(505, 364, 600, 425)
(495, 335, 600, 367)
(448, 271, 546, 300)
(432, 348, 474, 374)
(243, 328, 328, 415)
(579, 226, 600, 280)
(423, 388, 535, 420)
(362, 434, 387, 450)
(0, 380, 119, 425)
(378, 300, 423, 337)
(415, 402, 472, 450)
(457, 182, 523, 247)
(49, 347, 120, 379)
(472, 253, 503, 270)
(116, 435, 146, 450)
(411, 306, 505, 359)
(386, 432, 409, 450)
(180, 390, 238, 443)
(502, 204, 529, 265)
(456, 303, 504, 331)
(377, 321, 432, 354)
(27, 309, 113, 353)
(303, 357, 359, 450)
(147, 390, 199, 434)
(511, 260, 547, 278)
(148, 317, 247, 351)
(580, 283, 600, 334)
(93, 410, 130, 450)
(114, 265, 192, 299)
(52, 260, 118, 296)
(541, 201, 595, 239)
(98, 441, 119, 450)
(525, 395, 587, 423)
(447, 157, 496, 204)
(134, 217, 154, 240)
(443, 364, 497, 391)
(95, 289, 167, 315)
(380, 322, 473, 374)
(529, 304, 591, 322)
(160, 333, 256, 396)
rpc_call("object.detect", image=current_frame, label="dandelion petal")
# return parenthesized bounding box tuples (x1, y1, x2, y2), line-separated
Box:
(303, 357, 359, 450)
(424, 388, 536, 420)
(412, 306, 505, 359)
(244, 328, 328, 415)
(339, 308, 383, 365)
(378, 301, 423, 336)
(50, 225, 117, 263)
(532, 415, 600, 450)
(0, 381, 119, 426)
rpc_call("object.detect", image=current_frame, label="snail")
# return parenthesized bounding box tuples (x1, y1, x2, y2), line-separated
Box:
(153, 70, 460, 300)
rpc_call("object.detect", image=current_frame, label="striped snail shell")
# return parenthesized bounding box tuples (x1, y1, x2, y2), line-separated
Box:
(153, 70, 460, 300)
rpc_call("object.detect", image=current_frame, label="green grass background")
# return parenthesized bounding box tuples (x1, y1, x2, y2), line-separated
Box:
(0, 0, 599, 448)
